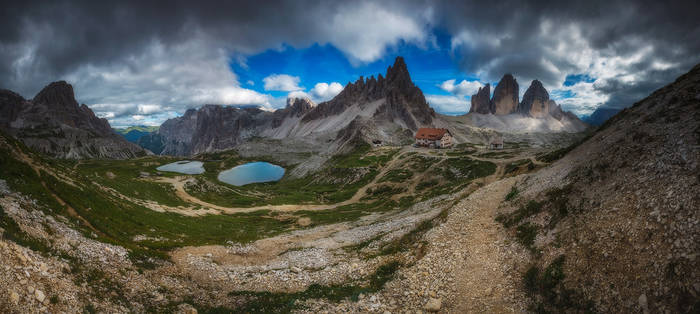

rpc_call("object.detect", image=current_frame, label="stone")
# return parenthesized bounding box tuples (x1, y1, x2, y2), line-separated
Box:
(9, 290, 19, 304)
(638, 293, 649, 313)
(27, 286, 34, 294)
(423, 298, 442, 312)
(35, 289, 45, 303)
(290, 266, 301, 273)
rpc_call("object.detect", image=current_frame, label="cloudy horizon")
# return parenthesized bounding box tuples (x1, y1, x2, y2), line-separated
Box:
(2, 0, 699, 127)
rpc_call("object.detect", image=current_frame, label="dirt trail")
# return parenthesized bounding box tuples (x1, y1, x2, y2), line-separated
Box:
(153, 149, 417, 214)
(153, 148, 515, 215)
(447, 176, 527, 312)
(311, 175, 530, 312)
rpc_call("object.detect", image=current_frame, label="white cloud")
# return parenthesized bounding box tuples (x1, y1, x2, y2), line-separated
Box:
(286, 90, 311, 101)
(325, 2, 428, 63)
(309, 82, 344, 101)
(439, 79, 483, 96)
(425, 94, 469, 114)
(61, 37, 274, 124)
(282, 81, 344, 106)
(263, 74, 303, 92)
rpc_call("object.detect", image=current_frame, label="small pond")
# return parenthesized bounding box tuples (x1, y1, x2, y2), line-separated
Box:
(156, 161, 205, 174)
(218, 162, 285, 186)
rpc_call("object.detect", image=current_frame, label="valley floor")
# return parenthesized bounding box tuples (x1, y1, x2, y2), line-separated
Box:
(0, 137, 565, 313)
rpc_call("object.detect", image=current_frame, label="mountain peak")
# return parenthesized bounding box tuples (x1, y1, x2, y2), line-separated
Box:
(469, 83, 491, 114)
(386, 56, 411, 84)
(33, 81, 78, 108)
(285, 97, 315, 117)
(491, 74, 519, 114)
(519, 79, 551, 117)
(301, 56, 433, 129)
(286, 96, 315, 108)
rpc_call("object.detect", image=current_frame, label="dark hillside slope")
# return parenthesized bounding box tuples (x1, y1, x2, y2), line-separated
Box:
(498, 63, 700, 312)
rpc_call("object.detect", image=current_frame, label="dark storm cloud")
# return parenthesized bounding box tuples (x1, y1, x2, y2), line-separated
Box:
(1, 0, 698, 119)
(0, 0, 332, 95)
(435, 0, 700, 109)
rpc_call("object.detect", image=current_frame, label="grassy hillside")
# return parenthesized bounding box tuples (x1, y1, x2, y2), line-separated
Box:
(113, 125, 159, 143)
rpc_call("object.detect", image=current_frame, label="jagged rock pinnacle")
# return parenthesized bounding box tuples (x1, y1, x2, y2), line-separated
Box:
(470, 84, 491, 114)
(519, 79, 550, 117)
(33, 81, 78, 108)
(490, 74, 519, 114)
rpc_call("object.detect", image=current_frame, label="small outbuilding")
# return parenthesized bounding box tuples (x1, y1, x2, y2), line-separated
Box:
(414, 128, 453, 148)
(489, 136, 504, 150)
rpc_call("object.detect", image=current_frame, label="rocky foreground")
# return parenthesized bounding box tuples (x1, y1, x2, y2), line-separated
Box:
(301, 177, 530, 313)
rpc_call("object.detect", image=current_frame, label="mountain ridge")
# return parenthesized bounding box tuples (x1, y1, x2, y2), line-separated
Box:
(0, 81, 146, 159)
(142, 57, 440, 156)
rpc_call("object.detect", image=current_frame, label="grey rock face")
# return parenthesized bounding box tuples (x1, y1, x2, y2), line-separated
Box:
(147, 57, 437, 156)
(548, 100, 564, 120)
(490, 74, 519, 115)
(0, 81, 145, 159)
(519, 79, 550, 117)
(304, 56, 434, 130)
(469, 84, 491, 114)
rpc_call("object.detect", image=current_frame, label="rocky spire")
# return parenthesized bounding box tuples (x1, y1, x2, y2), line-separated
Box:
(302, 56, 433, 128)
(33, 81, 79, 109)
(285, 97, 314, 117)
(386, 56, 411, 84)
(469, 84, 491, 114)
(490, 74, 519, 114)
(519, 79, 550, 118)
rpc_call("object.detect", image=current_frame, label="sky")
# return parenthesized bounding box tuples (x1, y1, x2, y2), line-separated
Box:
(1, 1, 699, 127)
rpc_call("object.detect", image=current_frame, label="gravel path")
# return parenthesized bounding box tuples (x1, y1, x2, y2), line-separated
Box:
(303, 176, 530, 313)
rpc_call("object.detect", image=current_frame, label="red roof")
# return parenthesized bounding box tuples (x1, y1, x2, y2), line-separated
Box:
(415, 128, 451, 140)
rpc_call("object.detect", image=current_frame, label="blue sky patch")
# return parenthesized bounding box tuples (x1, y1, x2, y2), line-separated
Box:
(563, 74, 595, 86)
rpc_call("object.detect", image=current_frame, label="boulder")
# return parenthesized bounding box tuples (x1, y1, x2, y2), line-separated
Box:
(35, 289, 45, 303)
(423, 297, 442, 312)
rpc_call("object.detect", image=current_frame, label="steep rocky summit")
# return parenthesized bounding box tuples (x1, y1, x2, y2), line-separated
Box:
(469, 84, 491, 114)
(518, 79, 551, 117)
(303, 56, 434, 130)
(490, 74, 520, 115)
(465, 74, 587, 132)
(0, 81, 145, 159)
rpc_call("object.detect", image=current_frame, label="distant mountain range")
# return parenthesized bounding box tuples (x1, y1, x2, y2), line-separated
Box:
(467, 73, 587, 128)
(138, 57, 588, 156)
(138, 57, 445, 156)
(0, 57, 591, 159)
(0, 82, 145, 159)
(581, 107, 622, 126)
(114, 125, 159, 143)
